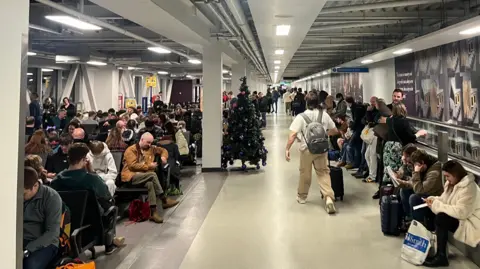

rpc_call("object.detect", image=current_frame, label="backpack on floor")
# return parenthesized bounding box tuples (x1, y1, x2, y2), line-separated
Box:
(128, 199, 150, 222)
(59, 202, 72, 256)
(300, 110, 329, 154)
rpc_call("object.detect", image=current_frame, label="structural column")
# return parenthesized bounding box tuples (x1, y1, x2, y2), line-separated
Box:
(202, 42, 223, 171)
(0, 0, 29, 268)
(231, 60, 246, 93)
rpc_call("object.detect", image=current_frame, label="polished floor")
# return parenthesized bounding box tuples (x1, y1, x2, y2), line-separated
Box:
(108, 106, 479, 269)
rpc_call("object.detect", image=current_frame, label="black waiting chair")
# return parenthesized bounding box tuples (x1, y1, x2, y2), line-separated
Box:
(58, 190, 118, 259)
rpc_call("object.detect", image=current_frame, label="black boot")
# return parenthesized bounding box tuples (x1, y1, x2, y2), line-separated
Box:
(423, 229, 449, 267)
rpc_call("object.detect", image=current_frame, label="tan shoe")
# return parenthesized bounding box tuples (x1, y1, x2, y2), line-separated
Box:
(336, 161, 346, 167)
(344, 164, 354, 169)
(113, 237, 126, 247)
(149, 211, 164, 223)
(162, 198, 179, 209)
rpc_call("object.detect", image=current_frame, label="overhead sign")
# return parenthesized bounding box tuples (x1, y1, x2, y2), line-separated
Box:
(332, 67, 369, 73)
(146, 75, 157, 87)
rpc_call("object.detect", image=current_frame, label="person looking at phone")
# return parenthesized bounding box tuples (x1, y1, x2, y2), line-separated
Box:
(400, 150, 443, 229)
(422, 160, 480, 267)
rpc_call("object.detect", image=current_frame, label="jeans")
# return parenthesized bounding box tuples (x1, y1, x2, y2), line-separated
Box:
(410, 193, 435, 229)
(131, 172, 163, 206)
(23, 245, 58, 269)
(399, 188, 415, 220)
(356, 142, 368, 173)
(272, 99, 278, 113)
(341, 140, 349, 162)
(261, 112, 267, 127)
(435, 213, 460, 255)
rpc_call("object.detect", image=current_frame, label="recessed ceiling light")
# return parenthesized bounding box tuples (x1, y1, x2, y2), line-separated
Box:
(186, 75, 194, 79)
(222, 70, 229, 74)
(460, 26, 480, 35)
(28, 79, 33, 82)
(158, 71, 169, 75)
(361, 59, 374, 64)
(188, 59, 202, 64)
(393, 48, 412, 55)
(27, 73, 33, 76)
(27, 52, 37, 56)
(87, 60, 107, 66)
(148, 47, 171, 54)
(275, 49, 284, 55)
(322, 71, 328, 75)
(274, 70, 279, 73)
(276, 25, 291, 36)
(274, 60, 281, 64)
(45, 15, 101, 30)
(42, 68, 53, 72)
(128, 66, 142, 70)
(274, 66, 280, 69)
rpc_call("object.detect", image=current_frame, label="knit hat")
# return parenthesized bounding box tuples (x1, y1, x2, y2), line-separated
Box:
(122, 129, 134, 142)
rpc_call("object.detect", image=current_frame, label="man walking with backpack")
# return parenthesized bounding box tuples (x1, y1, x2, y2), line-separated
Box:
(286, 92, 339, 214)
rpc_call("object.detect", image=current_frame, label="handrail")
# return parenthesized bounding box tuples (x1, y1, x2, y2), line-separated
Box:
(416, 141, 480, 176)
(407, 116, 480, 136)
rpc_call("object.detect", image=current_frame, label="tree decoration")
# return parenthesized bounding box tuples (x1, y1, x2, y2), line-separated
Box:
(221, 76, 268, 170)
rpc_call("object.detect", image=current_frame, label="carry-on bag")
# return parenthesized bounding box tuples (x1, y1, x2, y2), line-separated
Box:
(380, 194, 402, 236)
(401, 220, 433, 265)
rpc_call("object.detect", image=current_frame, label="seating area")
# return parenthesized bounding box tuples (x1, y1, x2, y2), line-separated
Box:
(23, 103, 202, 268)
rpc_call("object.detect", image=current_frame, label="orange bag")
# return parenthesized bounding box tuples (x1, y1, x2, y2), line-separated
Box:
(56, 261, 95, 269)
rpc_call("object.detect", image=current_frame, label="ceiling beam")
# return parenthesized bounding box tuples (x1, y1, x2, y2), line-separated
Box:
(310, 21, 402, 31)
(319, 0, 457, 14)
(316, 10, 466, 19)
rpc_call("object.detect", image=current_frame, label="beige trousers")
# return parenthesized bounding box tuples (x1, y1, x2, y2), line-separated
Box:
(298, 150, 335, 200)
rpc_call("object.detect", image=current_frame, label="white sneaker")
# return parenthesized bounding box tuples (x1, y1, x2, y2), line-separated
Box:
(325, 197, 336, 214)
(296, 196, 306, 204)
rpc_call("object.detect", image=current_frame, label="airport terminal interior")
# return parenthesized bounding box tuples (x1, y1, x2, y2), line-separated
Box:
(4, 0, 480, 268)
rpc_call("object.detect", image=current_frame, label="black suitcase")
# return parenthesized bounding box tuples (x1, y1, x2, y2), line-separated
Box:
(380, 195, 402, 236)
(329, 165, 344, 201)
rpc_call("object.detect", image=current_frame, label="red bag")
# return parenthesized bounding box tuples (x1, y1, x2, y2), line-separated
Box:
(128, 199, 150, 222)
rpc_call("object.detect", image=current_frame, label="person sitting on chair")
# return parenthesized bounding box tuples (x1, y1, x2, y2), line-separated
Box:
(87, 141, 118, 196)
(23, 167, 62, 269)
(121, 132, 179, 223)
(50, 143, 124, 255)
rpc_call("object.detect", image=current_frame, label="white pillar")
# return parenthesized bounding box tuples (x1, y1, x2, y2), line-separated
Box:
(202, 42, 223, 171)
(1, 0, 28, 267)
(231, 60, 246, 93)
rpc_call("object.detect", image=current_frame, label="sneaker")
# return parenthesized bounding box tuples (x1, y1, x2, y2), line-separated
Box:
(325, 198, 336, 214)
(105, 245, 118, 255)
(296, 196, 306, 204)
(149, 212, 164, 223)
(162, 198, 179, 209)
(372, 191, 380, 199)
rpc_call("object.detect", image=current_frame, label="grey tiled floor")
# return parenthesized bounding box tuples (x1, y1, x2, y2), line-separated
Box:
(99, 109, 479, 269)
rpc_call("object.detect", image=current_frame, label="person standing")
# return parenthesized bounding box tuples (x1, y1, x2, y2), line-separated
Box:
(29, 93, 42, 130)
(388, 88, 404, 110)
(60, 97, 76, 121)
(258, 92, 269, 128)
(283, 89, 293, 115)
(272, 88, 280, 113)
(285, 92, 339, 214)
(266, 88, 273, 113)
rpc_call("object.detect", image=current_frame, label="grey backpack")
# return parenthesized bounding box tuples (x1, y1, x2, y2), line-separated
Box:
(300, 110, 329, 154)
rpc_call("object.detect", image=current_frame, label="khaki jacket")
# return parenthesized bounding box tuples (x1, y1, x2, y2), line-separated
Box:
(121, 144, 168, 182)
(411, 161, 443, 196)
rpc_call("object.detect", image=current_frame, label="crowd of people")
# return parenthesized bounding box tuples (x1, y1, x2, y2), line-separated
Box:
(285, 87, 480, 267)
(23, 93, 202, 269)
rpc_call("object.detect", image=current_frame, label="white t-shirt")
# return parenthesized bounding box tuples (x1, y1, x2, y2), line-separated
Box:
(289, 109, 336, 151)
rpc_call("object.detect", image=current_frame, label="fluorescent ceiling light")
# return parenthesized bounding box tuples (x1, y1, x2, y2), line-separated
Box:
(27, 73, 33, 76)
(158, 71, 169, 75)
(28, 79, 33, 82)
(43, 77, 50, 80)
(361, 59, 374, 64)
(186, 75, 194, 79)
(45, 15, 101, 30)
(27, 52, 37, 56)
(87, 60, 107, 66)
(147, 47, 171, 54)
(188, 59, 202, 64)
(42, 68, 53, 72)
(274, 60, 281, 64)
(274, 66, 280, 69)
(128, 66, 142, 70)
(393, 48, 412, 55)
(274, 71, 279, 73)
(322, 71, 328, 75)
(460, 26, 480, 35)
(275, 49, 284, 55)
(276, 25, 291, 36)
(55, 55, 80, 63)
(222, 70, 229, 74)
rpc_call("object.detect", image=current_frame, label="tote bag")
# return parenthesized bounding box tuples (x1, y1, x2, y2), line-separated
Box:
(57, 261, 95, 269)
(401, 220, 432, 265)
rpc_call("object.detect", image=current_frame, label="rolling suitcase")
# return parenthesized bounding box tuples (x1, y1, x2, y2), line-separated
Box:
(379, 184, 395, 205)
(329, 165, 344, 201)
(380, 194, 402, 236)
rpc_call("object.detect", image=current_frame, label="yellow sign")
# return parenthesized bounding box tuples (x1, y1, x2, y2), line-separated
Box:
(146, 76, 157, 87)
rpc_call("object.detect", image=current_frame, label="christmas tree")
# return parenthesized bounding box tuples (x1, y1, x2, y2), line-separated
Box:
(222, 77, 268, 170)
